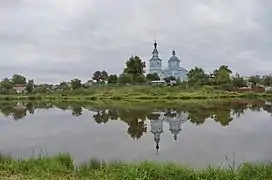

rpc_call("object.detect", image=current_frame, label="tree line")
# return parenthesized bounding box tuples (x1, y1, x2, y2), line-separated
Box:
(0, 55, 272, 94)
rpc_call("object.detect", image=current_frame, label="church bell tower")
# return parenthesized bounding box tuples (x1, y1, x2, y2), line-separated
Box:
(149, 40, 162, 74)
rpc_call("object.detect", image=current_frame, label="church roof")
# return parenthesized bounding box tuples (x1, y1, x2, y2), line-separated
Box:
(168, 50, 180, 62)
(150, 40, 162, 61)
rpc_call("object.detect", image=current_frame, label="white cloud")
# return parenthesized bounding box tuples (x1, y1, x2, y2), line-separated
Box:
(0, 0, 271, 83)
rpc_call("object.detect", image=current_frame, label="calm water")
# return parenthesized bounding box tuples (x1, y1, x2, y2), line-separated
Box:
(0, 100, 272, 168)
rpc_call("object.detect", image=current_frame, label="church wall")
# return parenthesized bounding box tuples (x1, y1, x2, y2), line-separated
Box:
(162, 69, 188, 81)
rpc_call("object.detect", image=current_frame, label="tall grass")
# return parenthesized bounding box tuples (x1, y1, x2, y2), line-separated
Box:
(1, 85, 272, 102)
(0, 153, 272, 179)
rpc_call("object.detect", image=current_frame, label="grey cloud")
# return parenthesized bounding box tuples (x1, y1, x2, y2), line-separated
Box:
(0, 0, 272, 83)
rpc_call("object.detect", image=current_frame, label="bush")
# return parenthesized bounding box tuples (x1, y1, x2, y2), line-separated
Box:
(219, 83, 234, 91)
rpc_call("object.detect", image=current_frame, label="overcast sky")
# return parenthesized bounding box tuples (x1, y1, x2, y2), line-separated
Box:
(0, 0, 271, 84)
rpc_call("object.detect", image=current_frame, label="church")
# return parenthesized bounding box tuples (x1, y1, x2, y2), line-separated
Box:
(150, 111, 188, 153)
(148, 41, 188, 81)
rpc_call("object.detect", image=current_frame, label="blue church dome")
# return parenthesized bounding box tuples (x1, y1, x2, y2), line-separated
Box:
(168, 50, 180, 62)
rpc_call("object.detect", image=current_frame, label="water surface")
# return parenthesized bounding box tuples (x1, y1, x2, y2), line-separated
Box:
(0, 100, 271, 168)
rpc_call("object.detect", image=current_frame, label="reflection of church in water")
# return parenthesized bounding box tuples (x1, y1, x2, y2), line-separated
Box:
(150, 110, 189, 152)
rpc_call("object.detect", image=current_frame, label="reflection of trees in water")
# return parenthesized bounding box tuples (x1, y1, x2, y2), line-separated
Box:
(92, 109, 149, 139)
(72, 106, 82, 117)
(13, 109, 27, 121)
(231, 103, 248, 118)
(213, 109, 233, 126)
(93, 110, 109, 124)
(187, 108, 212, 125)
(1, 100, 272, 137)
(26, 103, 35, 114)
(113, 109, 149, 139)
(1, 105, 14, 116)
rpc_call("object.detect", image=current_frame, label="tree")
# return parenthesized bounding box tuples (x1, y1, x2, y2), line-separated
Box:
(0, 78, 13, 90)
(26, 80, 34, 93)
(58, 82, 69, 90)
(146, 73, 160, 81)
(101, 70, 108, 82)
(134, 74, 146, 83)
(123, 56, 146, 82)
(262, 75, 272, 86)
(11, 74, 26, 85)
(108, 75, 118, 84)
(118, 73, 133, 84)
(71, 79, 82, 89)
(231, 73, 246, 88)
(93, 71, 102, 82)
(213, 65, 232, 85)
(248, 75, 261, 86)
(187, 67, 209, 86)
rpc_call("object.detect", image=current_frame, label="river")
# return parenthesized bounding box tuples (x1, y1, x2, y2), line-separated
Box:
(0, 100, 271, 168)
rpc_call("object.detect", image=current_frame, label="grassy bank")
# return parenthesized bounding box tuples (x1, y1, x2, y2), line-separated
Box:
(1, 85, 272, 102)
(0, 154, 272, 180)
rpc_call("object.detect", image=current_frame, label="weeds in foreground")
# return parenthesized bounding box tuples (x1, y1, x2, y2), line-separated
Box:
(0, 153, 272, 179)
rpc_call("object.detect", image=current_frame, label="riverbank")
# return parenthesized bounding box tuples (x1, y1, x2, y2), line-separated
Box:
(0, 153, 271, 179)
(0, 90, 272, 102)
(0, 95, 270, 110)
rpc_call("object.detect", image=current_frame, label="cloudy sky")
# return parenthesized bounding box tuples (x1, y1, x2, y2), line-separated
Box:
(1, 0, 271, 84)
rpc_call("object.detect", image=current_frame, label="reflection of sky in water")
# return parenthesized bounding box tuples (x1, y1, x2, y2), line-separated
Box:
(0, 108, 271, 169)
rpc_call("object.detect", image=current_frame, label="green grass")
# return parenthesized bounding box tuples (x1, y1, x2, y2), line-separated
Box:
(1, 85, 272, 102)
(1, 153, 272, 179)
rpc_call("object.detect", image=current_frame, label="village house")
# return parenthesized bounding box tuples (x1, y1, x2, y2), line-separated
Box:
(13, 84, 26, 93)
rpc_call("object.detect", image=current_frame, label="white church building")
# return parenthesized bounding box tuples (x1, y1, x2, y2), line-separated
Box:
(148, 41, 188, 81)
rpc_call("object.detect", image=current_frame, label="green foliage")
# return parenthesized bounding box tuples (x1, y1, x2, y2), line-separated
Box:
(0, 153, 272, 179)
(93, 71, 102, 82)
(134, 74, 146, 83)
(213, 65, 232, 85)
(118, 73, 133, 84)
(261, 75, 272, 86)
(248, 75, 262, 86)
(34, 84, 50, 93)
(71, 79, 82, 89)
(108, 75, 118, 84)
(232, 73, 246, 88)
(26, 80, 34, 93)
(11, 74, 26, 85)
(101, 70, 108, 82)
(146, 73, 160, 81)
(219, 83, 234, 91)
(58, 82, 69, 90)
(123, 56, 146, 81)
(92, 70, 109, 83)
(187, 67, 209, 86)
(0, 78, 13, 90)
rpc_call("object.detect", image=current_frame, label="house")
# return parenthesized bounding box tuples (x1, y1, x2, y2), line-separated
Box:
(13, 84, 26, 93)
